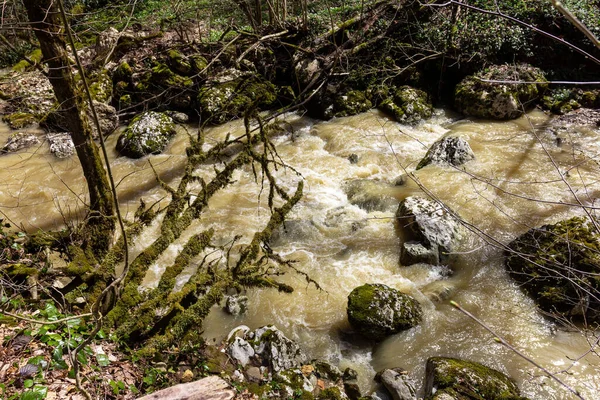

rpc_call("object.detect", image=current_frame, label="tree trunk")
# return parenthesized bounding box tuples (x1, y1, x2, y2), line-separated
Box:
(23, 0, 115, 254)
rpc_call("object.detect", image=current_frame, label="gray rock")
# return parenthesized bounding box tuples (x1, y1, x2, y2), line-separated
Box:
(251, 325, 307, 372)
(136, 376, 235, 400)
(1, 132, 40, 153)
(47, 133, 75, 159)
(380, 369, 417, 400)
(416, 136, 474, 170)
(400, 241, 439, 266)
(225, 295, 248, 316)
(347, 284, 422, 341)
(454, 64, 547, 120)
(116, 111, 176, 158)
(166, 111, 190, 123)
(226, 337, 255, 367)
(89, 101, 118, 139)
(246, 366, 263, 383)
(379, 86, 433, 124)
(396, 196, 461, 263)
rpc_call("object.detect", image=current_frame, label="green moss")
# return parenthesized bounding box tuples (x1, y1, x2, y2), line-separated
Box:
(190, 54, 208, 73)
(426, 357, 523, 399)
(12, 49, 42, 72)
(2, 112, 36, 129)
(506, 217, 600, 322)
(114, 61, 133, 82)
(6, 263, 39, 277)
(333, 90, 372, 117)
(318, 387, 343, 400)
(347, 283, 422, 340)
(168, 49, 192, 75)
(88, 69, 113, 103)
(379, 86, 432, 124)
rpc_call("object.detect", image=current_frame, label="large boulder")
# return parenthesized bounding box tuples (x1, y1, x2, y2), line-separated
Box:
(378, 368, 417, 400)
(226, 325, 307, 373)
(116, 111, 176, 158)
(347, 283, 422, 341)
(136, 376, 235, 400)
(379, 86, 433, 124)
(505, 217, 600, 322)
(416, 136, 475, 170)
(424, 357, 525, 400)
(454, 64, 547, 120)
(397, 196, 461, 265)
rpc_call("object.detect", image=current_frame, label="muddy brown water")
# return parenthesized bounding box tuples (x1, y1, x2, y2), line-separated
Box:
(1, 109, 599, 399)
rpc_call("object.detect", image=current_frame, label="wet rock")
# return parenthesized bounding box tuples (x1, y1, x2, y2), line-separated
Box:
(1, 132, 40, 153)
(167, 49, 193, 76)
(2, 112, 36, 129)
(225, 325, 307, 373)
(95, 27, 120, 62)
(343, 179, 398, 213)
(400, 241, 439, 266)
(379, 86, 433, 124)
(116, 111, 176, 158)
(47, 133, 75, 159)
(396, 196, 461, 265)
(506, 217, 600, 322)
(347, 283, 422, 341)
(166, 111, 190, 123)
(251, 325, 307, 372)
(225, 295, 248, 316)
(454, 64, 547, 120)
(424, 357, 524, 400)
(136, 375, 235, 400)
(342, 367, 361, 400)
(416, 136, 475, 170)
(379, 368, 417, 400)
(542, 87, 600, 115)
(0, 71, 55, 117)
(552, 108, 600, 127)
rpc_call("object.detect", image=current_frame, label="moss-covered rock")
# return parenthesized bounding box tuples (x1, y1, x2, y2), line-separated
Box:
(542, 87, 600, 115)
(2, 112, 36, 129)
(12, 49, 43, 73)
(197, 73, 277, 125)
(87, 69, 113, 103)
(424, 357, 526, 400)
(454, 64, 547, 120)
(113, 61, 133, 82)
(190, 54, 208, 74)
(116, 111, 176, 158)
(505, 217, 600, 322)
(379, 86, 433, 124)
(347, 283, 422, 341)
(168, 49, 193, 76)
(41, 101, 118, 139)
(332, 90, 373, 117)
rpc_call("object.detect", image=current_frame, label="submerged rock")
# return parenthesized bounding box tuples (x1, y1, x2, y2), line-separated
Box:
(416, 136, 475, 170)
(1, 132, 40, 153)
(347, 283, 422, 341)
(454, 64, 547, 120)
(225, 294, 248, 316)
(47, 133, 75, 159)
(397, 196, 461, 265)
(343, 179, 398, 212)
(506, 217, 600, 322)
(424, 357, 524, 399)
(2, 112, 36, 129)
(116, 111, 176, 158)
(379, 86, 433, 124)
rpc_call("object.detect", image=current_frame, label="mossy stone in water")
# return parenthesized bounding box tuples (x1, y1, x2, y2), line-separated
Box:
(116, 111, 176, 158)
(379, 86, 432, 124)
(425, 357, 526, 400)
(332, 90, 372, 117)
(506, 217, 600, 323)
(347, 283, 421, 341)
(454, 64, 547, 120)
(2, 112, 36, 129)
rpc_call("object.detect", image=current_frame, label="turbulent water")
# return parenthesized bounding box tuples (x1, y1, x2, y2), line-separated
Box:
(1, 109, 600, 399)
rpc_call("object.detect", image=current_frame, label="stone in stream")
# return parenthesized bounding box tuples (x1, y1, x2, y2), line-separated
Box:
(378, 86, 433, 124)
(224, 294, 248, 316)
(41, 101, 118, 139)
(377, 368, 417, 400)
(416, 136, 475, 170)
(343, 179, 399, 213)
(396, 196, 461, 266)
(505, 216, 600, 323)
(1, 132, 40, 153)
(424, 357, 526, 400)
(116, 111, 176, 158)
(454, 64, 547, 120)
(347, 283, 422, 341)
(47, 132, 75, 158)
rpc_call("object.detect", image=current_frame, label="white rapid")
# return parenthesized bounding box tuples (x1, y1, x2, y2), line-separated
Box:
(1, 109, 599, 399)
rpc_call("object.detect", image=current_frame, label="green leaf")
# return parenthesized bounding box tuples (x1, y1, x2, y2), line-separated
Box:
(96, 353, 110, 367)
(23, 379, 34, 388)
(20, 385, 47, 400)
(76, 351, 88, 365)
(96, 330, 106, 339)
(43, 303, 59, 321)
(66, 318, 81, 328)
